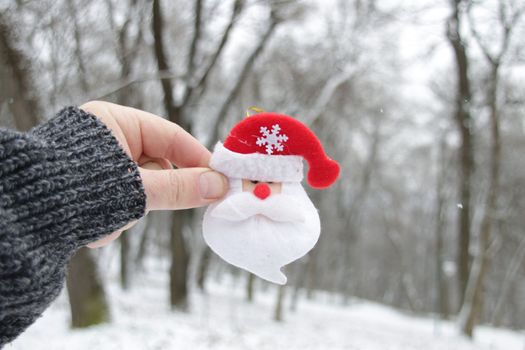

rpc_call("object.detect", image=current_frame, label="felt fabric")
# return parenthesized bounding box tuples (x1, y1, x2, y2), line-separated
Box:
(253, 183, 271, 199)
(203, 111, 338, 285)
(203, 179, 320, 284)
(210, 191, 305, 223)
(221, 113, 340, 189)
(210, 142, 303, 183)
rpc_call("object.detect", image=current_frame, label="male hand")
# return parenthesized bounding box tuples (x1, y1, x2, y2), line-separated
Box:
(80, 101, 228, 248)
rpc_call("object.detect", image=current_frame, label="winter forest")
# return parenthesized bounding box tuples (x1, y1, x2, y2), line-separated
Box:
(2, 0, 525, 349)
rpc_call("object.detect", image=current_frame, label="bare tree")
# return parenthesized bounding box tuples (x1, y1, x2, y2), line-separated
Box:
(61, 0, 111, 326)
(7, 0, 525, 332)
(2, 6, 110, 328)
(151, 0, 194, 309)
(194, 3, 284, 291)
(339, 113, 381, 302)
(105, 0, 146, 290)
(459, 0, 524, 336)
(446, 0, 474, 307)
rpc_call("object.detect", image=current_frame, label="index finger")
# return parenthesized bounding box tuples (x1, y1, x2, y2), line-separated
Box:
(136, 112, 210, 168)
(107, 103, 211, 168)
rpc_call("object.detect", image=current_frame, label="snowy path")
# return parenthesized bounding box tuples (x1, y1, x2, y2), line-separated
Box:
(8, 270, 524, 350)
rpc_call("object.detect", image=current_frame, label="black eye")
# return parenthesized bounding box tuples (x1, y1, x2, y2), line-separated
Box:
(250, 180, 259, 184)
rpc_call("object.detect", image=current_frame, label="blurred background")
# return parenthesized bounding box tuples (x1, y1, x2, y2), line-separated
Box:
(1, 0, 525, 349)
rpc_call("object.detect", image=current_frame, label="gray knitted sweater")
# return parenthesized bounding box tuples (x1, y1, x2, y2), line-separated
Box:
(0, 107, 146, 346)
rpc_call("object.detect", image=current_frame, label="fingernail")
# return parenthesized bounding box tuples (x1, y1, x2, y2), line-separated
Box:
(199, 171, 227, 199)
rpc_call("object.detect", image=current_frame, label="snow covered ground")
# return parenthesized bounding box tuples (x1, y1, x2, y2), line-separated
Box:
(8, 264, 525, 350)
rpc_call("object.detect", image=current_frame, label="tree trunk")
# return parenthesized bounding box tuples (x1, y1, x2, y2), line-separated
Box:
(152, 0, 192, 310)
(434, 135, 450, 319)
(135, 213, 153, 270)
(61, 0, 111, 326)
(459, 64, 501, 337)
(1, 9, 110, 328)
(246, 273, 255, 302)
(170, 211, 190, 310)
(111, 0, 139, 290)
(446, 0, 474, 308)
(66, 248, 110, 328)
(196, 247, 212, 291)
(306, 246, 318, 300)
(120, 233, 130, 290)
(491, 235, 525, 326)
(274, 285, 286, 322)
(290, 258, 308, 312)
(460, 0, 523, 332)
(340, 116, 381, 302)
(0, 12, 40, 130)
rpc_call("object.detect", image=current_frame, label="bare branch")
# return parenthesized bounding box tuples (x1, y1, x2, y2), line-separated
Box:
(207, 17, 280, 148)
(186, 0, 203, 82)
(105, 0, 118, 34)
(189, 0, 244, 103)
(181, 0, 204, 108)
(468, 0, 525, 65)
(66, 0, 90, 94)
(92, 71, 182, 100)
(152, 0, 178, 122)
(306, 64, 357, 126)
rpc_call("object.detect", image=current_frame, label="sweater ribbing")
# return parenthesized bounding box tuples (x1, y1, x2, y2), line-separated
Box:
(0, 106, 146, 346)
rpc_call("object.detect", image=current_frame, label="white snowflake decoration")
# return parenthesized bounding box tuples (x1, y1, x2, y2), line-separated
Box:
(256, 124, 289, 155)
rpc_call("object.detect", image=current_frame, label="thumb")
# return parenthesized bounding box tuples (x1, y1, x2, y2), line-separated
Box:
(139, 167, 228, 210)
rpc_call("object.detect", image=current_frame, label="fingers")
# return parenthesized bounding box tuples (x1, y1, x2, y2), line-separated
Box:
(82, 101, 211, 168)
(138, 155, 172, 170)
(81, 101, 135, 158)
(140, 167, 228, 211)
(87, 230, 123, 248)
(132, 107, 211, 168)
(86, 218, 139, 248)
(86, 220, 139, 248)
(86, 166, 226, 248)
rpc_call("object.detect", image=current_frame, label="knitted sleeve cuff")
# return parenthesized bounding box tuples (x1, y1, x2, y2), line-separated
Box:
(0, 106, 146, 345)
(9, 106, 146, 246)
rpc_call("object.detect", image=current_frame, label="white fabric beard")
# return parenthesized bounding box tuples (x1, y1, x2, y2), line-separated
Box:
(202, 179, 320, 284)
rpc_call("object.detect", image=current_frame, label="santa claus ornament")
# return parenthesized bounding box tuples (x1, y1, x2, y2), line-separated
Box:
(203, 111, 340, 284)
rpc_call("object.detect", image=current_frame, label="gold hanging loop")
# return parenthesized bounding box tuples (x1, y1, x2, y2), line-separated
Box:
(245, 106, 265, 118)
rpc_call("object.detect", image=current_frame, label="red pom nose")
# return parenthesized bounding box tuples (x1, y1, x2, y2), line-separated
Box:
(253, 183, 271, 200)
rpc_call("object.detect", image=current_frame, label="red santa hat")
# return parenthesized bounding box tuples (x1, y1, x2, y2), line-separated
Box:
(210, 113, 340, 189)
